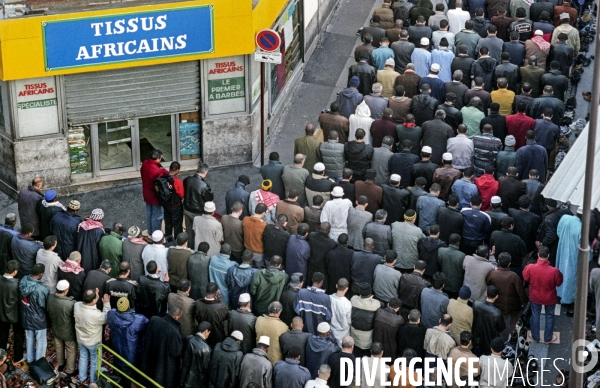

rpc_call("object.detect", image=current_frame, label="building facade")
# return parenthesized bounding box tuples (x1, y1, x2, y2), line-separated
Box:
(0, 0, 338, 196)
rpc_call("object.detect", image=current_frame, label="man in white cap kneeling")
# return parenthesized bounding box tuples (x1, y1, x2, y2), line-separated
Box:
(208, 330, 245, 388)
(239, 335, 273, 388)
(141, 230, 168, 281)
(305, 322, 340, 379)
(320, 186, 353, 241)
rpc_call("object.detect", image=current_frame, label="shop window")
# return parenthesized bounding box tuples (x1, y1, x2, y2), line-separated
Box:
(180, 112, 201, 160)
(139, 115, 173, 162)
(270, 1, 302, 107)
(72, 113, 200, 177)
(98, 120, 134, 170)
(68, 125, 91, 174)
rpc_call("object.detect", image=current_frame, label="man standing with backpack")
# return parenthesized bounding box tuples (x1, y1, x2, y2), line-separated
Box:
(156, 162, 185, 239)
(140, 150, 168, 235)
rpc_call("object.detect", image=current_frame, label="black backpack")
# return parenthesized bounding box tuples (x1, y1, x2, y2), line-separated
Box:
(154, 174, 178, 206)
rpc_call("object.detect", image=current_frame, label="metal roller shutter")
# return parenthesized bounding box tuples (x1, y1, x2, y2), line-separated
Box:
(64, 61, 200, 125)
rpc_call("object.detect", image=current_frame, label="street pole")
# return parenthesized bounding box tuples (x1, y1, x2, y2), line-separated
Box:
(569, 15, 600, 388)
(260, 61, 265, 166)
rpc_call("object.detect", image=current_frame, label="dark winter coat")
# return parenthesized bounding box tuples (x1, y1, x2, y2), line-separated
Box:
(260, 160, 286, 200)
(372, 307, 405, 358)
(351, 250, 383, 287)
(503, 41, 526, 67)
(280, 286, 299, 326)
(437, 103, 463, 130)
(537, 207, 572, 253)
(0, 226, 17, 274)
(411, 93, 439, 126)
(225, 182, 250, 218)
(0, 276, 19, 323)
(472, 300, 505, 354)
(391, 40, 416, 73)
(17, 186, 43, 236)
(471, 57, 498, 92)
(418, 237, 448, 277)
(136, 275, 170, 318)
(493, 62, 520, 94)
(480, 113, 507, 143)
(325, 245, 355, 294)
(38, 202, 62, 240)
(263, 225, 290, 266)
(529, 94, 565, 125)
(549, 42, 573, 79)
(239, 348, 273, 388)
(305, 335, 341, 378)
(19, 275, 49, 331)
(280, 329, 312, 366)
(398, 271, 431, 309)
(50, 211, 83, 260)
(436, 207, 464, 244)
(76, 226, 104, 273)
(183, 174, 212, 214)
(227, 264, 258, 309)
(107, 309, 148, 365)
(445, 81, 469, 109)
(451, 56, 475, 87)
(516, 140, 548, 183)
(412, 160, 438, 191)
(344, 141, 374, 180)
(541, 70, 568, 101)
(286, 234, 311, 279)
(337, 87, 365, 120)
(227, 309, 257, 355)
(348, 61, 377, 97)
(181, 333, 212, 388)
(509, 208, 542, 252)
(188, 251, 211, 300)
(307, 232, 337, 291)
(381, 185, 410, 224)
(57, 266, 86, 302)
(421, 118, 454, 164)
(273, 358, 311, 388)
(490, 228, 527, 268)
(497, 176, 526, 212)
(195, 298, 228, 348)
(250, 267, 289, 316)
(11, 234, 42, 277)
(209, 337, 244, 388)
(397, 322, 427, 358)
(388, 151, 420, 188)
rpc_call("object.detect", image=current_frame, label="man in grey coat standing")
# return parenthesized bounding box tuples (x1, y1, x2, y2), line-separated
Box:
(371, 136, 395, 185)
(261, 152, 286, 199)
(320, 131, 345, 182)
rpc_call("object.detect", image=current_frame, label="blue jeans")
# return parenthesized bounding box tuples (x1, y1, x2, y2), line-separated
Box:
(25, 329, 47, 363)
(530, 302, 555, 342)
(146, 204, 164, 234)
(78, 342, 100, 383)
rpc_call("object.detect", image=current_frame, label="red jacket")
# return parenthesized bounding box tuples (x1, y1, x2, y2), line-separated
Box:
(523, 259, 563, 305)
(505, 113, 535, 150)
(474, 174, 498, 211)
(140, 159, 168, 206)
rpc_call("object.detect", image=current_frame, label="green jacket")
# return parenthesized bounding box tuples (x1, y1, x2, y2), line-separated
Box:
(250, 267, 289, 316)
(437, 245, 466, 293)
(46, 293, 76, 341)
(99, 231, 123, 278)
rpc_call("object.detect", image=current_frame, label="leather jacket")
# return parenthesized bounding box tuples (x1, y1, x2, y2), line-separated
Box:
(398, 272, 431, 309)
(181, 334, 212, 388)
(183, 174, 213, 214)
(472, 300, 505, 352)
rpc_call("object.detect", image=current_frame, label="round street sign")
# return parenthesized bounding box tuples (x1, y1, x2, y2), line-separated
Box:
(256, 29, 281, 52)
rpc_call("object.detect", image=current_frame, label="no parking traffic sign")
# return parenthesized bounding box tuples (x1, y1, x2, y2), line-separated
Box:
(256, 29, 281, 52)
